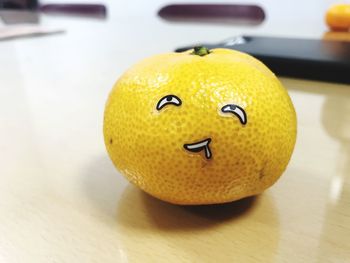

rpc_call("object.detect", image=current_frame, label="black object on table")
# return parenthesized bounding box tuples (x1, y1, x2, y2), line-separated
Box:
(0, 0, 106, 22)
(158, 4, 265, 25)
(176, 36, 350, 84)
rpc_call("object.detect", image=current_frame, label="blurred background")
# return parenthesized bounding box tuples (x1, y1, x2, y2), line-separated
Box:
(1, 0, 348, 87)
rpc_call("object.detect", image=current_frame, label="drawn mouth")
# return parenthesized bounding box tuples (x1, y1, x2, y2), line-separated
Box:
(183, 138, 212, 159)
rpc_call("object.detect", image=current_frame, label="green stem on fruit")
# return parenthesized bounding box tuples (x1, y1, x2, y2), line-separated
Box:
(191, 46, 211, 56)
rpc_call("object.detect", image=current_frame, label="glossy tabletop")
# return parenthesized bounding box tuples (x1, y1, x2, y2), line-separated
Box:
(0, 1, 349, 262)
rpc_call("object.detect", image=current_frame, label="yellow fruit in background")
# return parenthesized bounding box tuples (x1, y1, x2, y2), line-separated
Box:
(103, 47, 297, 205)
(326, 4, 350, 31)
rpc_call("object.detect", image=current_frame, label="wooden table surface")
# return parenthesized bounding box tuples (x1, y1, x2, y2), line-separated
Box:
(0, 1, 349, 262)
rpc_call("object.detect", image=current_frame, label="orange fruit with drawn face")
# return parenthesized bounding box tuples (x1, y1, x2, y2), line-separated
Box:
(103, 47, 297, 205)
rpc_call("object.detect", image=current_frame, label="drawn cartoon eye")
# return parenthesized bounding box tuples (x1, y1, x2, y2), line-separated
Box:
(156, 95, 182, 111)
(221, 104, 247, 125)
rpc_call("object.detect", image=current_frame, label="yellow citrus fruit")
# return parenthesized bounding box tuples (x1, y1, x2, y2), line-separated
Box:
(326, 4, 350, 31)
(103, 47, 297, 205)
